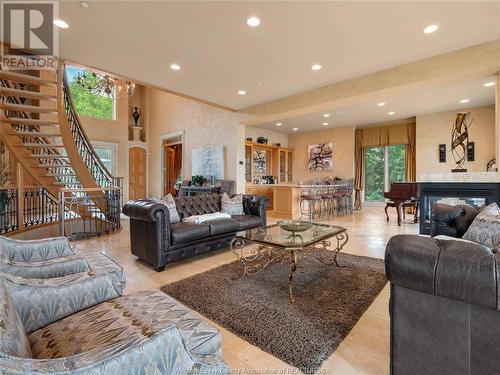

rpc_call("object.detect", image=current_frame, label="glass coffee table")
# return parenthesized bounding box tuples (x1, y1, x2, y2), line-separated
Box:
(230, 222, 348, 302)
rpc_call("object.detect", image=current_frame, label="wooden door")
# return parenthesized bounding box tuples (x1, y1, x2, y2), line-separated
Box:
(129, 147, 146, 200)
(163, 147, 176, 195)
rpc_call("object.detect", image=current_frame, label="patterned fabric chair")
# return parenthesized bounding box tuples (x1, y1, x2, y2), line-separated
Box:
(0, 236, 125, 286)
(0, 271, 229, 374)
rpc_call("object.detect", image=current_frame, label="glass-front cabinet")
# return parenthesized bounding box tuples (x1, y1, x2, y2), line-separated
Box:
(277, 148, 294, 183)
(245, 144, 252, 183)
(245, 142, 294, 184)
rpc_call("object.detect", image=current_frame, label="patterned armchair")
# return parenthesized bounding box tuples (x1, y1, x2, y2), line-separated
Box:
(0, 236, 125, 286)
(0, 271, 229, 374)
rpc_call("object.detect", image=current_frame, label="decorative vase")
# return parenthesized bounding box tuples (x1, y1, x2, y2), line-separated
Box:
(131, 107, 141, 126)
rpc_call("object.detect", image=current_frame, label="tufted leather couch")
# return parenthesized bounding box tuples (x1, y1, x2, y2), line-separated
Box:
(430, 203, 481, 238)
(386, 203, 500, 375)
(122, 194, 268, 271)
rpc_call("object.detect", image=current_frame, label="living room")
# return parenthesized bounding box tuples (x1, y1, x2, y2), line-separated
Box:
(0, 1, 499, 374)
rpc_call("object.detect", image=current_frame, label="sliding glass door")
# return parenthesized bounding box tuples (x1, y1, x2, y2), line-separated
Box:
(364, 144, 405, 202)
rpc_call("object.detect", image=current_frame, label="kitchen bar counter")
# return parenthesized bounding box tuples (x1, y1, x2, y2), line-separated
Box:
(246, 183, 302, 219)
(246, 183, 348, 219)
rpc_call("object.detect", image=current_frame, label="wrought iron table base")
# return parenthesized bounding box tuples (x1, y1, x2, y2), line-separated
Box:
(230, 232, 349, 302)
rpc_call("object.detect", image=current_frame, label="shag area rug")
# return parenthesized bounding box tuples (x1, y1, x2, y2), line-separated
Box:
(161, 252, 387, 373)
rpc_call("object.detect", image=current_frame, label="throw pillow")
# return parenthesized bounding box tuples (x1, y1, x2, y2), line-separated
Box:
(221, 193, 244, 216)
(152, 194, 180, 223)
(463, 202, 500, 250)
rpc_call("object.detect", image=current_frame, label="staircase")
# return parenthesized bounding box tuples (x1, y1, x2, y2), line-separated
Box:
(0, 63, 122, 238)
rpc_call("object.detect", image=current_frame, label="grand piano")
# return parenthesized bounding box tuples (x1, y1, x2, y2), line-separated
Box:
(384, 182, 419, 226)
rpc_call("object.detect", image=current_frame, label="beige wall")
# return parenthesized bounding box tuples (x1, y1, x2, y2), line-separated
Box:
(416, 105, 495, 179)
(146, 87, 247, 197)
(288, 125, 355, 183)
(245, 127, 289, 147)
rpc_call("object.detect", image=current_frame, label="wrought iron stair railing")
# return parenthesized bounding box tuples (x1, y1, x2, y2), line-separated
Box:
(0, 64, 122, 239)
(61, 66, 122, 189)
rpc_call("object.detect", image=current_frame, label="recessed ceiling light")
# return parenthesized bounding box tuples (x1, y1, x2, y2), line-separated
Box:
(484, 81, 496, 87)
(323, 122, 329, 126)
(292, 127, 299, 131)
(459, 99, 469, 104)
(80, 1, 90, 8)
(53, 19, 69, 29)
(238, 90, 246, 95)
(276, 122, 282, 127)
(388, 111, 395, 115)
(311, 64, 322, 71)
(170, 64, 181, 71)
(246, 16, 260, 27)
(323, 113, 330, 118)
(377, 102, 386, 107)
(423, 24, 439, 34)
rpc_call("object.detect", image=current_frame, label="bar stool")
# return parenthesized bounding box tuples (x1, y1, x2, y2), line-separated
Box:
(320, 186, 335, 218)
(300, 187, 322, 222)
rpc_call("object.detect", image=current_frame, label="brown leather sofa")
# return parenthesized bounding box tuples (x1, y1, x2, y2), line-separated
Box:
(122, 194, 268, 271)
(385, 203, 499, 375)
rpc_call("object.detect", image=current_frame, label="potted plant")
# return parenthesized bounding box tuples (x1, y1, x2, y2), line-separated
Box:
(191, 175, 207, 187)
(0, 146, 10, 231)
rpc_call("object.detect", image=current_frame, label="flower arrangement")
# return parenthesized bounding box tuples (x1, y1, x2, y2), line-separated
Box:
(191, 175, 207, 187)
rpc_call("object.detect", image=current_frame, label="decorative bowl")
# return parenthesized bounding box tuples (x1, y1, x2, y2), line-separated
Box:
(278, 220, 313, 232)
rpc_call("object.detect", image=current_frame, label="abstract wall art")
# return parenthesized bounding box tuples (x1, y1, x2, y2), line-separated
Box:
(192, 145, 224, 179)
(308, 143, 333, 171)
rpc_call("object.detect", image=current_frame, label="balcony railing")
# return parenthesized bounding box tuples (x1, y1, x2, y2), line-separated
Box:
(59, 187, 121, 241)
(23, 187, 59, 228)
(0, 188, 19, 234)
(0, 186, 121, 239)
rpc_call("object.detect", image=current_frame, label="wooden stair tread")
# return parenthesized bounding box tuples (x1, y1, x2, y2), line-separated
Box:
(0, 71, 57, 86)
(35, 164, 72, 168)
(28, 154, 69, 159)
(0, 87, 57, 101)
(20, 143, 65, 148)
(10, 131, 61, 137)
(0, 103, 57, 114)
(1, 118, 59, 126)
(46, 173, 77, 177)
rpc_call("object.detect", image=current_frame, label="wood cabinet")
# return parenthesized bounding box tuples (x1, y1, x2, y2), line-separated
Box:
(246, 186, 274, 211)
(278, 148, 294, 183)
(245, 141, 294, 184)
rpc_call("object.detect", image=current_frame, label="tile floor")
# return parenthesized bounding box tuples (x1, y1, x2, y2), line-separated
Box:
(72, 204, 418, 374)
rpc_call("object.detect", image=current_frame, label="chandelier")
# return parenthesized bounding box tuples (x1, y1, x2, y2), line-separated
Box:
(75, 70, 136, 98)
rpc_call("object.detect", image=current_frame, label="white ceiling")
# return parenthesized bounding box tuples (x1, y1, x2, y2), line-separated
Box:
(57, 1, 500, 110)
(254, 76, 497, 133)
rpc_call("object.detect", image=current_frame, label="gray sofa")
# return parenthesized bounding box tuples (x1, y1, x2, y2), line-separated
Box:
(0, 236, 125, 285)
(123, 194, 268, 271)
(385, 203, 498, 375)
(0, 271, 228, 374)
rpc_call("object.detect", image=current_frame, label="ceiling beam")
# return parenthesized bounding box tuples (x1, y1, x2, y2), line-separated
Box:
(241, 39, 500, 126)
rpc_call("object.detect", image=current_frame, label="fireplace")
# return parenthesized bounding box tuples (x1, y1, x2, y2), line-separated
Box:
(419, 182, 500, 234)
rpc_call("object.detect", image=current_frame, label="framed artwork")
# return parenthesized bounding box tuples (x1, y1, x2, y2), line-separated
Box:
(253, 149, 267, 173)
(192, 145, 224, 179)
(308, 143, 333, 171)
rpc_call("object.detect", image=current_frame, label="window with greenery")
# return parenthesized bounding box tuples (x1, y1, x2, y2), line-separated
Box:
(92, 143, 117, 175)
(66, 66, 116, 120)
(365, 147, 385, 201)
(364, 144, 405, 202)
